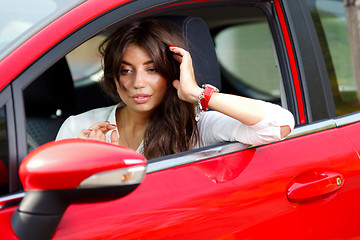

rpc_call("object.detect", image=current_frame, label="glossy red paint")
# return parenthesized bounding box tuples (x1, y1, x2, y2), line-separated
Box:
(20, 139, 146, 190)
(0, 161, 8, 187)
(0, 0, 131, 91)
(1, 0, 359, 238)
(339, 121, 360, 155)
(48, 128, 360, 239)
(0, 207, 18, 240)
(274, 0, 306, 124)
(287, 170, 344, 203)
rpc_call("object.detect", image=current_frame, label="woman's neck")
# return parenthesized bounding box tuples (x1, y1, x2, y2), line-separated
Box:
(116, 106, 150, 150)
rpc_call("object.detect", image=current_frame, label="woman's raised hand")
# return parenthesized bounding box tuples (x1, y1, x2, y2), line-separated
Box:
(169, 46, 203, 104)
(78, 121, 119, 145)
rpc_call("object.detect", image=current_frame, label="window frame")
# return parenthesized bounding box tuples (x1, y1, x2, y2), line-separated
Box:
(305, 0, 359, 117)
(280, 0, 337, 122)
(9, 0, 331, 188)
(0, 85, 18, 194)
(10, 0, 295, 163)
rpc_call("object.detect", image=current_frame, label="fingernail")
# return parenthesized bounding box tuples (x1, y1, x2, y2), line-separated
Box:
(105, 121, 110, 123)
(169, 46, 175, 50)
(111, 124, 117, 127)
(88, 129, 93, 131)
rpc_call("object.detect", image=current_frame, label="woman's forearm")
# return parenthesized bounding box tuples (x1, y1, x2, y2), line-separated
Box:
(207, 92, 293, 139)
(208, 93, 265, 126)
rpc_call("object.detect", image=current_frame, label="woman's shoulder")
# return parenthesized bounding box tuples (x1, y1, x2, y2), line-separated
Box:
(56, 105, 118, 140)
(73, 105, 117, 120)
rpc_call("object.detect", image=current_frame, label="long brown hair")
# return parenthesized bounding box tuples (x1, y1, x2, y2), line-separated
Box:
(99, 18, 199, 159)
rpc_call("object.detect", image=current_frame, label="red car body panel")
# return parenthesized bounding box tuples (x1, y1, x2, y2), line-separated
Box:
(0, 207, 18, 240)
(43, 130, 357, 239)
(1, 0, 360, 239)
(0, 0, 131, 91)
(274, 0, 306, 124)
(2, 128, 359, 239)
(341, 122, 360, 154)
(0, 162, 8, 187)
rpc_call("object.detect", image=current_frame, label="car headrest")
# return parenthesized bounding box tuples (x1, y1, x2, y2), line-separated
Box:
(24, 57, 76, 117)
(159, 16, 221, 90)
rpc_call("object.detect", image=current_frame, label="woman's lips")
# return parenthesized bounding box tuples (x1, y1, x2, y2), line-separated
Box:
(132, 94, 151, 104)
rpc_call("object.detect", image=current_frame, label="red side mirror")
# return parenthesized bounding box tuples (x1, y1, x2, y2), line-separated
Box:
(12, 139, 147, 240)
(20, 139, 147, 190)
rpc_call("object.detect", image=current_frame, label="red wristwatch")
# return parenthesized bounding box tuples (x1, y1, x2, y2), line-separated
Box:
(199, 84, 219, 111)
(195, 84, 219, 121)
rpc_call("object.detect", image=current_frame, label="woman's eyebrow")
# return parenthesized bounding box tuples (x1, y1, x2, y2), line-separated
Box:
(121, 60, 132, 66)
(143, 60, 154, 65)
(121, 60, 154, 66)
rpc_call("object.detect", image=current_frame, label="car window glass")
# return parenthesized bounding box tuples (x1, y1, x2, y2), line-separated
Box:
(0, 0, 86, 60)
(306, 0, 360, 116)
(214, 21, 282, 104)
(66, 35, 104, 82)
(24, 36, 114, 152)
(24, 57, 76, 152)
(0, 106, 9, 195)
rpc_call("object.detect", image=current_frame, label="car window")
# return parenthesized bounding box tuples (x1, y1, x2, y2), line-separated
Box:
(214, 20, 282, 105)
(21, 5, 289, 156)
(0, 106, 9, 195)
(0, 0, 86, 60)
(24, 37, 114, 152)
(66, 35, 104, 82)
(306, 0, 360, 116)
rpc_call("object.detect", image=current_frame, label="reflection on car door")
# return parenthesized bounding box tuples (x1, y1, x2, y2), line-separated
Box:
(51, 126, 360, 239)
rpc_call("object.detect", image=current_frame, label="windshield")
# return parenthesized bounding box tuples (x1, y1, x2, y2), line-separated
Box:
(0, 0, 86, 60)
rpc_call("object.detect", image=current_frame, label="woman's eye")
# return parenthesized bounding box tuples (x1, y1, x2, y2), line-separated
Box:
(147, 67, 157, 72)
(120, 68, 132, 75)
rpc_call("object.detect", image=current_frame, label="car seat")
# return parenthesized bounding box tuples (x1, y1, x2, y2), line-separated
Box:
(158, 16, 221, 90)
(24, 57, 76, 149)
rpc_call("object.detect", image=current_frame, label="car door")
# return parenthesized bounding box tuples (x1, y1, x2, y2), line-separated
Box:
(1, 0, 360, 239)
(46, 1, 360, 239)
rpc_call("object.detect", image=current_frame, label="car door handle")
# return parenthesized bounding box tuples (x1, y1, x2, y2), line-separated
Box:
(287, 171, 344, 203)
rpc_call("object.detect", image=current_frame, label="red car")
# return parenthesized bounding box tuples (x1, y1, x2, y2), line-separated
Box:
(1, 0, 360, 239)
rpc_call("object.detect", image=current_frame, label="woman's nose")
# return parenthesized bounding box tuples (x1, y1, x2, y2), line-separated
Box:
(133, 72, 145, 88)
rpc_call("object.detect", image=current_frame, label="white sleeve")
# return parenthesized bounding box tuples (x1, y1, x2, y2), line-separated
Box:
(198, 101, 295, 146)
(56, 116, 82, 140)
(56, 105, 118, 142)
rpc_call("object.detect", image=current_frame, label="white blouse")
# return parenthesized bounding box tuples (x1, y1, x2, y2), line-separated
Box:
(56, 101, 295, 153)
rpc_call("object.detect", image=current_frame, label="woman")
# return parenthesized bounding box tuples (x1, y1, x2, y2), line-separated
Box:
(56, 18, 294, 159)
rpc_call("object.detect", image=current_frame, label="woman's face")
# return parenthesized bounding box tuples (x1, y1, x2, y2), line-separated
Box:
(115, 43, 168, 115)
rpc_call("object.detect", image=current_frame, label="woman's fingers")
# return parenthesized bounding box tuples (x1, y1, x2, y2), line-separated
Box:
(169, 46, 192, 64)
(89, 121, 116, 133)
(169, 46, 202, 104)
(169, 45, 187, 56)
(172, 79, 180, 90)
(78, 121, 117, 142)
(78, 129, 93, 139)
(172, 53, 183, 63)
(110, 130, 119, 145)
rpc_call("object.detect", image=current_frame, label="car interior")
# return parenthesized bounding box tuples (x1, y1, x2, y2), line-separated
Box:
(23, 5, 284, 153)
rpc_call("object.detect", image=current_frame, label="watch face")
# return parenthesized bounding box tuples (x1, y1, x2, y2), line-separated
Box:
(203, 84, 219, 92)
(199, 84, 218, 112)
